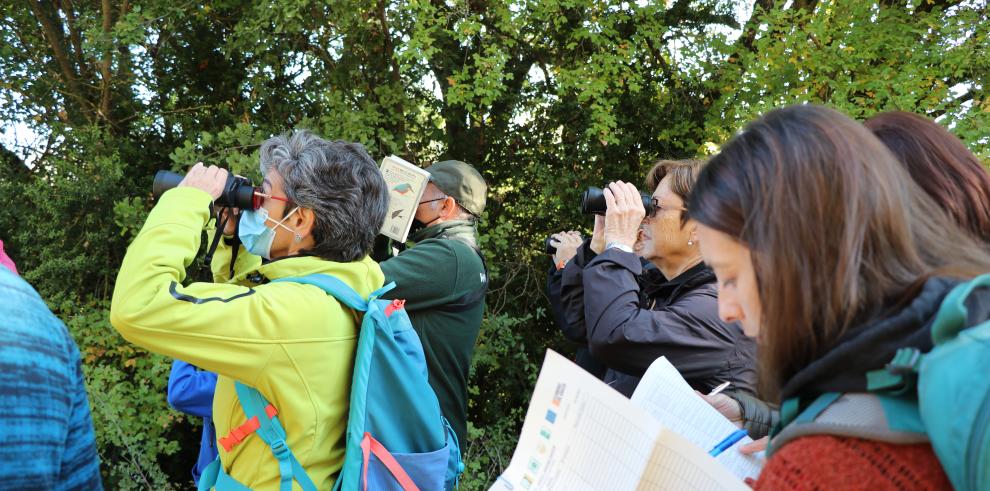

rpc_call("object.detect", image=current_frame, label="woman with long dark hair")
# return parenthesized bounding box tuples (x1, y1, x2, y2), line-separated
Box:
(689, 105, 990, 489)
(701, 110, 990, 444)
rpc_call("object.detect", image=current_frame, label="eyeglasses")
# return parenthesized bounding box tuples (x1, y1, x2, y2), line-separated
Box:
(252, 191, 290, 209)
(419, 197, 446, 206)
(647, 197, 686, 218)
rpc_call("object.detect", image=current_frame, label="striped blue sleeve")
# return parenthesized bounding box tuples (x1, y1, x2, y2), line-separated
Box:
(0, 268, 102, 490)
(56, 344, 103, 491)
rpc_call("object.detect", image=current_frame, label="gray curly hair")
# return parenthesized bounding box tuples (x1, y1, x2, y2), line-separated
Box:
(259, 130, 387, 262)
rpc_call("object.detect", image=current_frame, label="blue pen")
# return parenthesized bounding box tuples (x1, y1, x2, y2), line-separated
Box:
(708, 428, 749, 457)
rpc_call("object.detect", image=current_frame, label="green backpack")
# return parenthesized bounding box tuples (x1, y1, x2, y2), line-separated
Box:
(770, 274, 990, 491)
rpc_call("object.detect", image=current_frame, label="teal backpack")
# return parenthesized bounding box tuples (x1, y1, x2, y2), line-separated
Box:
(771, 274, 990, 491)
(198, 274, 463, 491)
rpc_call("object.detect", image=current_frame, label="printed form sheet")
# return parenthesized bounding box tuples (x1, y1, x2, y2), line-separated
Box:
(491, 351, 661, 491)
(639, 429, 749, 491)
(631, 357, 764, 481)
(491, 351, 748, 491)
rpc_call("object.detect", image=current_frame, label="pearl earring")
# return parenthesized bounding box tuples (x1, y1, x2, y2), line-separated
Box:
(687, 239, 695, 246)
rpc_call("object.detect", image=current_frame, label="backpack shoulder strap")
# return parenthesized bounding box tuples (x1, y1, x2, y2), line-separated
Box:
(272, 274, 396, 312)
(232, 382, 318, 491)
(770, 393, 928, 456)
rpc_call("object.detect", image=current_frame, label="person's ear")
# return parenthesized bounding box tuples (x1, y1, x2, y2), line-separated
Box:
(681, 217, 697, 235)
(292, 208, 316, 238)
(440, 196, 458, 220)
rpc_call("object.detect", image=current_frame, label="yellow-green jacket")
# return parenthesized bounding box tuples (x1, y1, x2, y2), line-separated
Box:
(110, 187, 384, 489)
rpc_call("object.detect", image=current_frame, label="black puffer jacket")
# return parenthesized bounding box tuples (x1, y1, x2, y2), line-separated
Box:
(560, 240, 758, 397)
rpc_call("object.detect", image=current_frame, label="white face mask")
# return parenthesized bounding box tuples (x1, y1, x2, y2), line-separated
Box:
(238, 207, 299, 259)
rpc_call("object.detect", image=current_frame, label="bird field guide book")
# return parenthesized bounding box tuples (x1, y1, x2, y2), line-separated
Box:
(379, 155, 431, 243)
(490, 351, 763, 491)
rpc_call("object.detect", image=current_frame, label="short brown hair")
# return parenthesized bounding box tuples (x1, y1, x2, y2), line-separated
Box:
(689, 105, 990, 400)
(644, 159, 706, 200)
(864, 111, 990, 242)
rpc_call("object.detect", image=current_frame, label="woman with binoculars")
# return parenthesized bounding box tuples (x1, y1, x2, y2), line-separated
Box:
(110, 130, 389, 489)
(555, 160, 760, 426)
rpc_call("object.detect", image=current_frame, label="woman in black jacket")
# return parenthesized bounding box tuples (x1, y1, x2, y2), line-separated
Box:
(559, 159, 757, 398)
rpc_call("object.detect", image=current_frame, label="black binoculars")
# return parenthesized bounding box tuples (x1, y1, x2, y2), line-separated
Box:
(545, 185, 655, 255)
(153, 170, 261, 209)
(581, 186, 655, 216)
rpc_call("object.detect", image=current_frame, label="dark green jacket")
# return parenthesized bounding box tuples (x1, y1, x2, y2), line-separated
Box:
(378, 220, 487, 446)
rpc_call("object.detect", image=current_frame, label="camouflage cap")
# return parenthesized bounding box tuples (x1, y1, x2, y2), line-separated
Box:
(425, 160, 487, 217)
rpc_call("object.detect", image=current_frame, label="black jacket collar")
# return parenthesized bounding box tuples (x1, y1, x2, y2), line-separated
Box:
(640, 261, 713, 309)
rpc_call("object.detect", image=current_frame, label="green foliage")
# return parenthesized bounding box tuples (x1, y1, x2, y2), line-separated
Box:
(460, 312, 541, 490)
(62, 301, 191, 490)
(1, 0, 988, 488)
(703, 0, 990, 153)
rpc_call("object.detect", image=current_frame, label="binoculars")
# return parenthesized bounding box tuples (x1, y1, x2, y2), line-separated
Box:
(545, 186, 655, 255)
(153, 170, 261, 210)
(580, 186, 655, 216)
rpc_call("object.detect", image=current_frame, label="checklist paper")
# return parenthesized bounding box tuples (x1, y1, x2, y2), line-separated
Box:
(631, 357, 764, 481)
(490, 351, 748, 491)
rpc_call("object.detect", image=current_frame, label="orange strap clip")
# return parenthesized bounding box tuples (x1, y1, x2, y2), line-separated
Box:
(384, 299, 406, 317)
(218, 404, 279, 452)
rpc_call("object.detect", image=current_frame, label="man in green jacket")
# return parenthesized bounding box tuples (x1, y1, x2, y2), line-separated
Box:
(379, 160, 488, 446)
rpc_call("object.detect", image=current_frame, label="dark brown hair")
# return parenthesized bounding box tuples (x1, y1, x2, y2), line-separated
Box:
(865, 111, 990, 242)
(688, 105, 990, 400)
